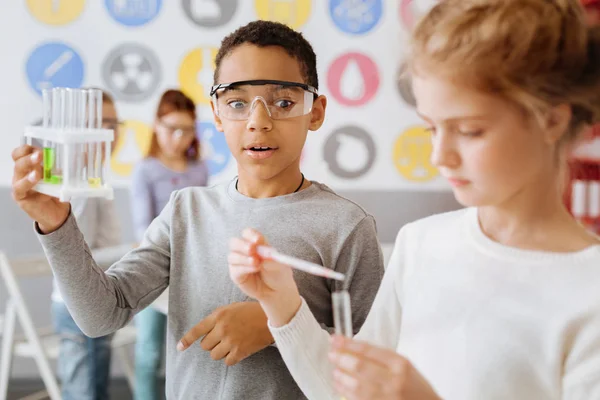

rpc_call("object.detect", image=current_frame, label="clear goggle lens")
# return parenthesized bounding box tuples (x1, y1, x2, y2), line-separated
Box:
(211, 81, 317, 121)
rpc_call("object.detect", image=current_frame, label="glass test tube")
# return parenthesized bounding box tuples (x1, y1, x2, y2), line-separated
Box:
(332, 290, 353, 338)
(89, 89, 103, 187)
(41, 89, 51, 179)
(43, 88, 61, 184)
(589, 181, 600, 219)
(77, 89, 88, 183)
(63, 89, 77, 185)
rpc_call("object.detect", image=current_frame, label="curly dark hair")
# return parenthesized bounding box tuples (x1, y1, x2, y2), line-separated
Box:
(214, 20, 319, 90)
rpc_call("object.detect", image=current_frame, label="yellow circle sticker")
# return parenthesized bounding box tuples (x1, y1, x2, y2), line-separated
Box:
(393, 126, 439, 182)
(178, 47, 219, 106)
(111, 120, 153, 177)
(254, 0, 312, 29)
(26, 0, 86, 26)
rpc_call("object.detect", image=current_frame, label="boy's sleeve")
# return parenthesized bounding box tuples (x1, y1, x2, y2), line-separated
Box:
(36, 192, 176, 338)
(130, 163, 155, 242)
(333, 215, 385, 333)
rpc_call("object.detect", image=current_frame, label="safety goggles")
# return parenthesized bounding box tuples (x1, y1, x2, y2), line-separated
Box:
(210, 79, 318, 121)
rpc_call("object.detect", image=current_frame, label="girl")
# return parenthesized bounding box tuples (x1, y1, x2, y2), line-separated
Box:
(131, 89, 208, 400)
(229, 0, 600, 399)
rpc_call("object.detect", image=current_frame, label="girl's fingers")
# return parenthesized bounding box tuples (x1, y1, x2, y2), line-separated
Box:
(242, 228, 268, 246)
(228, 264, 260, 282)
(229, 237, 253, 255)
(227, 252, 258, 267)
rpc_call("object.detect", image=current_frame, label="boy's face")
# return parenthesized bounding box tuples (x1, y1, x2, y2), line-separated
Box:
(212, 44, 326, 181)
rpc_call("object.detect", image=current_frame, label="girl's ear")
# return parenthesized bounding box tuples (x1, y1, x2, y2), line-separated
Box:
(542, 104, 572, 146)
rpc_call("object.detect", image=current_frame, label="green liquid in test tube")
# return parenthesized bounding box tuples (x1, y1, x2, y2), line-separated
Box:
(43, 147, 54, 182)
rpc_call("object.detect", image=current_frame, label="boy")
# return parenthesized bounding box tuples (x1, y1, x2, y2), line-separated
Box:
(11, 21, 384, 399)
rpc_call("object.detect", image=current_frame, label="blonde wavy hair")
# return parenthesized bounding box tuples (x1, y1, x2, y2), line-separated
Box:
(409, 0, 600, 144)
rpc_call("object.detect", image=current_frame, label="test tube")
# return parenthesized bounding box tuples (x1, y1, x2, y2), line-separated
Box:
(41, 89, 52, 181)
(62, 89, 80, 186)
(42, 89, 51, 128)
(332, 290, 353, 338)
(44, 88, 64, 184)
(572, 180, 587, 219)
(87, 89, 96, 129)
(589, 181, 600, 219)
(93, 89, 104, 187)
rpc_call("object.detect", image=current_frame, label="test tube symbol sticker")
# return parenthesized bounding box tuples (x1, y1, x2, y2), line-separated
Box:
(332, 290, 353, 338)
(36, 50, 74, 92)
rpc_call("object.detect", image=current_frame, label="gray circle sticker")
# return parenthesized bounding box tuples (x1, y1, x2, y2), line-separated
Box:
(182, 0, 238, 28)
(397, 62, 416, 108)
(323, 125, 376, 179)
(102, 43, 162, 102)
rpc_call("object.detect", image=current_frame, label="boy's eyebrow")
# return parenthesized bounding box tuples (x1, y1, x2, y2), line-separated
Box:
(221, 86, 246, 93)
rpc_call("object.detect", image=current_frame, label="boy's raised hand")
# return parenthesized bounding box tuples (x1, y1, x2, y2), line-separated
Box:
(228, 228, 303, 328)
(11, 145, 70, 233)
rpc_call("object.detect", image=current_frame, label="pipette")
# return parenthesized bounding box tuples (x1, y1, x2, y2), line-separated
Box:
(256, 246, 345, 281)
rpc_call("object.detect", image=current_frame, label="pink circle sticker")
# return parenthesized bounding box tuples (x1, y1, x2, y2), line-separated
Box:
(327, 52, 380, 107)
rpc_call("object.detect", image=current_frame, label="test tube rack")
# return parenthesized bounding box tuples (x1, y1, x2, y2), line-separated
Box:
(23, 88, 114, 202)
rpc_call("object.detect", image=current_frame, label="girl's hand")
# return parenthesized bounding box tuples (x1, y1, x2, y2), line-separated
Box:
(329, 336, 442, 400)
(228, 228, 302, 327)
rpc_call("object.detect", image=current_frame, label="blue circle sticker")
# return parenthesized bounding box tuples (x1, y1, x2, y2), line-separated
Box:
(105, 0, 162, 27)
(25, 42, 84, 96)
(197, 121, 231, 176)
(329, 0, 383, 35)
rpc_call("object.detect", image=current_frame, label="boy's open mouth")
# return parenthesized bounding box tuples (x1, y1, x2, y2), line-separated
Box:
(244, 145, 279, 160)
(249, 147, 273, 152)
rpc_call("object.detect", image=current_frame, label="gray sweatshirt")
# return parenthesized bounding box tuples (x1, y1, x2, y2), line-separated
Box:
(52, 197, 130, 303)
(37, 179, 385, 400)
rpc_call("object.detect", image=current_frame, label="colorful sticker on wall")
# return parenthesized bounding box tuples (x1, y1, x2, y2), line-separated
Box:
(329, 0, 383, 35)
(397, 62, 416, 108)
(399, 0, 438, 31)
(105, 0, 162, 26)
(26, 0, 86, 25)
(111, 119, 153, 176)
(393, 126, 438, 182)
(26, 42, 84, 97)
(254, 0, 312, 29)
(102, 43, 162, 102)
(323, 125, 376, 179)
(197, 121, 232, 176)
(327, 52, 380, 107)
(182, 0, 238, 27)
(179, 47, 219, 106)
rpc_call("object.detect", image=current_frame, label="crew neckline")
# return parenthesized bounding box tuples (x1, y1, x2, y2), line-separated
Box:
(466, 207, 600, 264)
(227, 177, 320, 206)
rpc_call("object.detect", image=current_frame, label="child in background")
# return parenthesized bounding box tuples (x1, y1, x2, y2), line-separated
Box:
(228, 1, 600, 399)
(11, 21, 384, 399)
(130, 89, 209, 400)
(51, 90, 133, 400)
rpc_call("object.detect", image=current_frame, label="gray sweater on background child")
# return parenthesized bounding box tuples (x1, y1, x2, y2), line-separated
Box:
(36, 179, 385, 400)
